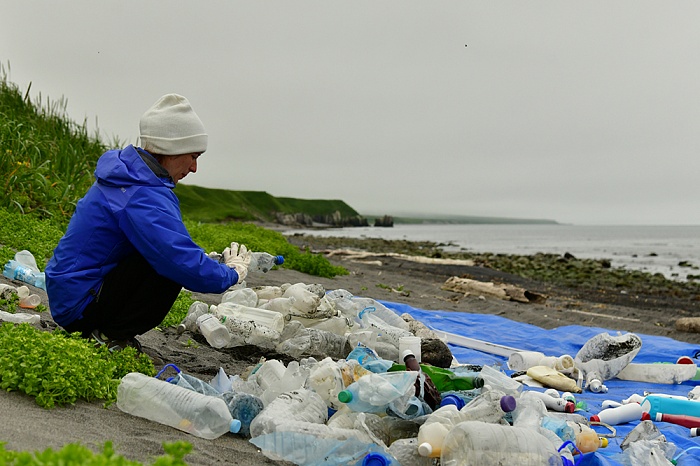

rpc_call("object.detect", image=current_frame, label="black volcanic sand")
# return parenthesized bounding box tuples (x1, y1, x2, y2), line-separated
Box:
(1, 232, 699, 465)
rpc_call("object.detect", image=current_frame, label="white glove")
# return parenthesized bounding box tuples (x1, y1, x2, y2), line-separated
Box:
(207, 251, 222, 262)
(222, 242, 251, 283)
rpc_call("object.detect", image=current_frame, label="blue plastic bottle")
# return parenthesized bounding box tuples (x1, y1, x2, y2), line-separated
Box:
(640, 394, 700, 418)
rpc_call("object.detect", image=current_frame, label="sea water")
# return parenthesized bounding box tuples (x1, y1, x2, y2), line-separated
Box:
(284, 224, 700, 282)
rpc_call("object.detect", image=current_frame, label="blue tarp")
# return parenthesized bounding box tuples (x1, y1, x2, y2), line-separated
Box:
(380, 300, 700, 465)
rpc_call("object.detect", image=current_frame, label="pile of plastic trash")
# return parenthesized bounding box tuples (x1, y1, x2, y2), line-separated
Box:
(111, 281, 697, 465)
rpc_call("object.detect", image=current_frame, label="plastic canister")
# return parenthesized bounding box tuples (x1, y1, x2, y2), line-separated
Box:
(576, 427, 608, 453)
(398, 336, 421, 363)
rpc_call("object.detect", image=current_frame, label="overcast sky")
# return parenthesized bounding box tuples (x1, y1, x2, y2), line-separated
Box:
(3, 1, 699, 225)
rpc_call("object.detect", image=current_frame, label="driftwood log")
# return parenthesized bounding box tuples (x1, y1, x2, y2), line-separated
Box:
(441, 276, 547, 304)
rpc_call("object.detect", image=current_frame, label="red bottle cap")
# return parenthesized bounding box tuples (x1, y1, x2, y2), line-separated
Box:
(565, 401, 576, 413)
(590, 415, 600, 423)
(641, 412, 651, 421)
(677, 356, 694, 365)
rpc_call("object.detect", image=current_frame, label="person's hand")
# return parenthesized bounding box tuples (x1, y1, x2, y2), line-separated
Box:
(222, 242, 251, 283)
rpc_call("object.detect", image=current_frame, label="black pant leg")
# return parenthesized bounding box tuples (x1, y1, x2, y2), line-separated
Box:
(67, 253, 182, 340)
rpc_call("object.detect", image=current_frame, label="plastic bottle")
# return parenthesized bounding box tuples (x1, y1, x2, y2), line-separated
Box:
(307, 357, 347, 410)
(639, 394, 700, 418)
(249, 252, 284, 273)
(276, 327, 350, 360)
(590, 402, 644, 425)
(439, 421, 565, 466)
(478, 365, 522, 397)
(418, 390, 517, 458)
(0, 310, 41, 324)
(642, 412, 700, 428)
(15, 285, 41, 309)
(214, 302, 284, 333)
(249, 388, 329, 438)
(387, 438, 435, 466)
(574, 424, 608, 453)
(196, 313, 231, 348)
(402, 350, 442, 410)
(525, 390, 576, 413)
(169, 371, 220, 397)
(585, 371, 608, 393)
(176, 301, 209, 334)
(219, 314, 281, 349)
(116, 372, 241, 439)
(219, 391, 264, 437)
(3, 260, 46, 290)
(338, 371, 418, 414)
(360, 451, 400, 466)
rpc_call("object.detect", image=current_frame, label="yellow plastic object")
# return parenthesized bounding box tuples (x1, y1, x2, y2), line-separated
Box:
(526, 365, 582, 393)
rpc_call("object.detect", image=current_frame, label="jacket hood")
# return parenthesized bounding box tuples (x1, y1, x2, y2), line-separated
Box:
(95, 145, 174, 189)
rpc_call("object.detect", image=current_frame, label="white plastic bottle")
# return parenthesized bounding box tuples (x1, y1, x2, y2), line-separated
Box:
(0, 309, 41, 324)
(116, 372, 241, 439)
(196, 314, 231, 348)
(439, 421, 564, 466)
(590, 402, 644, 425)
(176, 301, 209, 334)
(524, 390, 575, 413)
(249, 252, 284, 273)
(249, 388, 329, 438)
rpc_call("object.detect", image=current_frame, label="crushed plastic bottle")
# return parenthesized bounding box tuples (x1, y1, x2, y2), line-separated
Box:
(116, 372, 241, 439)
(338, 371, 418, 414)
(439, 421, 565, 466)
(249, 252, 284, 273)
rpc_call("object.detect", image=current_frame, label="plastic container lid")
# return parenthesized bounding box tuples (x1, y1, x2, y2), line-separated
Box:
(473, 376, 485, 389)
(691, 427, 699, 437)
(229, 419, 242, 434)
(417, 442, 433, 457)
(401, 349, 415, 362)
(274, 255, 284, 265)
(337, 390, 353, 403)
(590, 414, 600, 422)
(640, 412, 652, 421)
(564, 401, 576, 413)
(362, 452, 390, 466)
(600, 437, 609, 448)
(500, 395, 517, 413)
(440, 394, 466, 410)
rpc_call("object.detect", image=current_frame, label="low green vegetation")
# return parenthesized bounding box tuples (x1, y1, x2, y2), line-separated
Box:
(0, 323, 154, 408)
(0, 440, 192, 465)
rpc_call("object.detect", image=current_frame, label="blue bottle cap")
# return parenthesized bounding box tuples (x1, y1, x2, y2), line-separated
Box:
(274, 255, 284, 265)
(363, 452, 390, 466)
(229, 419, 242, 434)
(440, 394, 466, 410)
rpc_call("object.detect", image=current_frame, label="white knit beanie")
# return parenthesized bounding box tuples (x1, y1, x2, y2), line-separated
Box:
(139, 94, 208, 155)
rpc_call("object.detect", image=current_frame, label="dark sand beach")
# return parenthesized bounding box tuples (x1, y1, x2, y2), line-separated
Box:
(1, 232, 699, 465)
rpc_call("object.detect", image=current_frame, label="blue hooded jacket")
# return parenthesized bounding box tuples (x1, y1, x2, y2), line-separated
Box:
(45, 145, 238, 327)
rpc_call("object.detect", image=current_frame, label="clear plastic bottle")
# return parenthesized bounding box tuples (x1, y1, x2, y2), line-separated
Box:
(214, 302, 284, 333)
(249, 252, 284, 273)
(196, 314, 231, 349)
(249, 388, 329, 438)
(116, 372, 241, 439)
(307, 357, 347, 410)
(169, 372, 220, 397)
(3, 260, 46, 290)
(219, 314, 281, 349)
(219, 391, 264, 437)
(176, 301, 209, 334)
(276, 327, 350, 359)
(388, 438, 437, 466)
(417, 390, 517, 458)
(0, 309, 41, 324)
(439, 421, 565, 466)
(338, 372, 418, 414)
